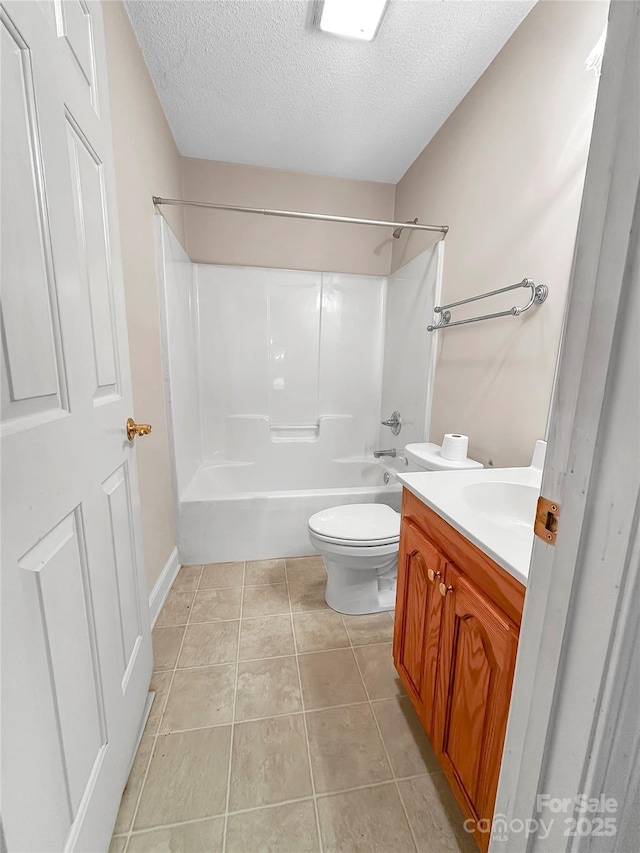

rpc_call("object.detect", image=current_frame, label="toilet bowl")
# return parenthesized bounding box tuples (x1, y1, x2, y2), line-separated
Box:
(308, 443, 483, 615)
(308, 504, 400, 615)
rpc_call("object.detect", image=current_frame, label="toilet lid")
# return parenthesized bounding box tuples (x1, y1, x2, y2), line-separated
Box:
(308, 504, 400, 545)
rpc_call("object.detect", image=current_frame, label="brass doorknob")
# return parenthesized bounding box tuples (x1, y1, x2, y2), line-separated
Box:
(427, 568, 441, 583)
(439, 582, 453, 597)
(126, 418, 152, 441)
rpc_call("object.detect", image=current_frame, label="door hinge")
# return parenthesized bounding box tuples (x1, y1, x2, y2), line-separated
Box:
(535, 496, 560, 544)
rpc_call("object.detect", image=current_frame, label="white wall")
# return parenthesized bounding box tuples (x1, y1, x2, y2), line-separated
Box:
(379, 244, 443, 448)
(195, 265, 387, 467)
(157, 220, 202, 494)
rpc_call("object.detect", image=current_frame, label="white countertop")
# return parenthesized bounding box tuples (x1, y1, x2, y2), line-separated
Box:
(398, 464, 543, 586)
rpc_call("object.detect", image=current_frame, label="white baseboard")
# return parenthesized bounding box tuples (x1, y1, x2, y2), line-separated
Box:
(148, 546, 180, 627)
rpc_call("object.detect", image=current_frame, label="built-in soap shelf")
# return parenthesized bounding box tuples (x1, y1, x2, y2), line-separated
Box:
(269, 423, 320, 442)
(225, 414, 359, 455)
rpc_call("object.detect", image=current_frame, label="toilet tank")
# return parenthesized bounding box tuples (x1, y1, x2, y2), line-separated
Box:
(404, 442, 484, 472)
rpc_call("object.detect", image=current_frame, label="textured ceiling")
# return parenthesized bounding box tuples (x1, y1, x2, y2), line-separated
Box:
(125, 0, 536, 183)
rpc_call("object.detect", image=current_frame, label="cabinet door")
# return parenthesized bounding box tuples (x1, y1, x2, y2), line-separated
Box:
(433, 564, 519, 846)
(393, 520, 445, 735)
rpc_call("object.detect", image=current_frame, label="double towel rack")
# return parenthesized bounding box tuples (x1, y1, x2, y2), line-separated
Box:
(427, 278, 548, 332)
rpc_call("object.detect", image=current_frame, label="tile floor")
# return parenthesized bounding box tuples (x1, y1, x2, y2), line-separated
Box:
(111, 557, 476, 853)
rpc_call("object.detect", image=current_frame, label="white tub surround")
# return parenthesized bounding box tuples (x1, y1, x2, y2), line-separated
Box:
(379, 243, 442, 447)
(398, 441, 546, 585)
(157, 220, 202, 496)
(158, 219, 442, 564)
(196, 263, 386, 461)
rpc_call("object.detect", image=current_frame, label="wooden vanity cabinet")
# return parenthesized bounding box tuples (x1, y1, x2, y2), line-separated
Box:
(393, 489, 525, 853)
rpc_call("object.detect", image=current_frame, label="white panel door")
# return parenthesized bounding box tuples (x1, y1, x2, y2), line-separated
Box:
(1, 2, 152, 850)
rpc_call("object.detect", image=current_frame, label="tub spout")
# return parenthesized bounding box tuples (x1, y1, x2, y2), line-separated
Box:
(374, 449, 397, 458)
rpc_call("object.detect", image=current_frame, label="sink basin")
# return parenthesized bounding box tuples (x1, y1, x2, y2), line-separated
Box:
(397, 441, 546, 585)
(461, 482, 539, 528)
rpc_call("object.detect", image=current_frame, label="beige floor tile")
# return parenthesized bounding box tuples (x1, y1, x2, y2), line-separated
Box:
(229, 714, 312, 811)
(155, 590, 195, 628)
(305, 704, 392, 793)
(244, 559, 286, 586)
(354, 642, 404, 700)
(373, 697, 441, 779)
(178, 621, 239, 667)
(398, 774, 477, 852)
(226, 801, 320, 853)
(190, 587, 242, 623)
(239, 615, 295, 661)
(108, 836, 127, 853)
(151, 625, 185, 671)
(134, 727, 231, 829)
(113, 736, 154, 834)
(242, 583, 291, 617)
(199, 561, 244, 589)
(288, 579, 329, 613)
(343, 612, 394, 646)
(236, 657, 301, 721)
(171, 564, 202, 593)
(145, 671, 172, 735)
(317, 783, 415, 852)
(298, 649, 366, 710)
(160, 664, 236, 731)
(293, 611, 350, 653)
(285, 556, 326, 583)
(127, 818, 224, 852)
(285, 555, 325, 569)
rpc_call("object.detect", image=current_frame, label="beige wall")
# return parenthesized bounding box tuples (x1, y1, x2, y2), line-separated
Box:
(393, 1, 608, 467)
(182, 158, 395, 275)
(103, 1, 184, 593)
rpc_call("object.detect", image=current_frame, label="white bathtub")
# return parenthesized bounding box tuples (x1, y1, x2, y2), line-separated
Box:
(178, 458, 402, 564)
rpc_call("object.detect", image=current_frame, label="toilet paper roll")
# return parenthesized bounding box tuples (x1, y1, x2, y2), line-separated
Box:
(441, 434, 469, 461)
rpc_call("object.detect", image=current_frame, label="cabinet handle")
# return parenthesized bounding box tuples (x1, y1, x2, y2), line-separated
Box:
(427, 568, 441, 583)
(439, 582, 454, 597)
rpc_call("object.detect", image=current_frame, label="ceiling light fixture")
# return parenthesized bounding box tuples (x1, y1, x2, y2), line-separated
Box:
(315, 0, 389, 42)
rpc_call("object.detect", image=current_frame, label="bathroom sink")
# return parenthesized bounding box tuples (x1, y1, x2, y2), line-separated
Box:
(397, 441, 546, 585)
(461, 482, 539, 528)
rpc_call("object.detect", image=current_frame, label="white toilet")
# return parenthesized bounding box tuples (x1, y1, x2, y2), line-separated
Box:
(308, 443, 483, 615)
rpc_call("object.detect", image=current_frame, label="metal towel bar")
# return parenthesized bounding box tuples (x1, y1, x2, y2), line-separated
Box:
(427, 278, 548, 331)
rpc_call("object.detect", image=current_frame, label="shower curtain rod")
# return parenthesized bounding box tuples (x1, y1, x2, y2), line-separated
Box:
(152, 196, 449, 238)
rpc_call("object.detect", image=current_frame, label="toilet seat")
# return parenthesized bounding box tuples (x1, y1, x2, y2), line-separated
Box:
(310, 530, 399, 547)
(308, 503, 400, 546)
(308, 531, 399, 559)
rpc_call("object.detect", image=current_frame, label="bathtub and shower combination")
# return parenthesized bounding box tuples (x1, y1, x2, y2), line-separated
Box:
(157, 219, 441, 567)
(180, 453, 402, 564)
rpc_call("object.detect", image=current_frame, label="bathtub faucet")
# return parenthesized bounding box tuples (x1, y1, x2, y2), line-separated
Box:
(373, 448, 397, 458)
